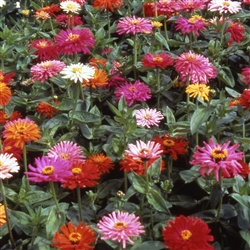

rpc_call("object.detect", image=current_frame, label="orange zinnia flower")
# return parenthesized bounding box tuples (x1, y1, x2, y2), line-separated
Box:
(0, 110, 22, 125)
(89, 58, 107, 68)
(36, 101, 60, 119)
(92, 0, 123, 12)
(86, 153, 114, 173)
(0, 203, 6, 227)
(0, 83, 11, 107)
(82, 68, 108, 89)
(3, 118, 41, 149)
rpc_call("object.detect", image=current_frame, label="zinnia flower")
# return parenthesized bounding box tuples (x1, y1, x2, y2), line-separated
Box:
(55, 28, 95, 55)
(30, 60, 66, 83)
(185, 83, 211, 101)
(116, 16, 153, 35)
(0, 71, 15, 85)
(0, 203, 6, 227)
(0, 153, 20, 180)
(60, 63, 95, 83)
(190, 138, 243, 181)
(82, 68, 108, 88)
(237, 161, 250, 179)
(97, 211, 145, 249)
(56, 14, 83, 28)
(241, 67, 250, 85)
(92, 0, 123, 12)
(36, 101, 60, 118)
(0, 83, 11, 107)
(0, 0, 6, 8)
(225, 21, 245, 45)
(208, 0, 242, 14)
(89, 58, 107, 68)
(25, 156, 71, 183)
(162, 215, 214, 250)
(115, 80, 151, 106)
(36, 4, 60, 17)
(175, 0, 208, 12)
(125, 140, 163, 161)
(60, 0, 81, 14)
(175, 51, 217, 84)
(1, 142, 23, 161)
(141, 52, 174, 69)
(52, 221, 96, 250)
(135, 108, 164, 128)
(0, 110, 22, 125)
(239, 89, 250, 108)
(156, 0, 176, 16)
(35, 10, 50, 20)
(3, 118, 41, 149)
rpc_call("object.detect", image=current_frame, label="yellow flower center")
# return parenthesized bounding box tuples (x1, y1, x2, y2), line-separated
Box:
(153, 57, 163, 62)
(3, 114, 8, 119)
(43, 62, 51, 67)
(16, 126, 26, 135)
(114, 221, 127, 230)
(130, 20, 139, 25)
(199, 86, 204, 92)
(188, 15, 204, 24)
(211, 148, 228, 160)
(67, 33, 80, 41)
(128, 86, 136, 92)
(42, 165, 54, 175)
(72, 67, 82, 73)
(72, 167, 82, 175)
(181, 229, 192, 240)
(60, 153, 69, 160)
(69, 232, 82, 244)
(38, 41, 48, 48)
(163, 139, 175, 147)
(0, 161, 2, 166)
(222, 1, 230, 6)
(22, 9, 30, 16)
(139, 148, 151, 154)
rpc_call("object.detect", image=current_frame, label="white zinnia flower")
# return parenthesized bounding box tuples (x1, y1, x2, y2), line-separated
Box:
(208, 0, 241, 14)
(60, 63, 95, 83)
(0, 0, 6, 8)
(60, 0, 81, 14)
(0, 153, 20, 180)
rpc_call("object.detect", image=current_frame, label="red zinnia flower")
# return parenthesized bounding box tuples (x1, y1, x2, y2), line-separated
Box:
(142, 52, 174, 69)
(56, 14, 83, 28)
(143, 2, 155, 17)
(238, 160, 250, 178)
(0, 83, 11, 107)
(240, 89, 250, 108)
(225, 21, 245, 45)
(162, 215, 214, 250)
(0, 71, 15, 85)
(36, 3, 60, 17)
(0, 110, 22, 125)
(156, 0, 176, 16)
(36, 101, 60, 119)
(1, 142, 23, 161)
(92, 0, 123, 12)
(241, 67, 250, 86)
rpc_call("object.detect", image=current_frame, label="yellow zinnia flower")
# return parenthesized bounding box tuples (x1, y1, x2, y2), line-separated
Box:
(185, 83, 210, 101)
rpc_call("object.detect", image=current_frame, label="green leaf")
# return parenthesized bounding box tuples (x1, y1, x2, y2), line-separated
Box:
(128, 172, 147, 194)
(20, 191, 53, 205)
(131, 241, 166, 250)
(107, 101, 122, 116)
(72, 111, 101, 123)
(165, 106, 175, 124)
(97, 179, 124, 199)
(179, 167, 200, 183)
(240, 230, 250, 247)
(217, 66, 235, 87)
(9, 210, 32, 235)
(154, 32, 170, 50)
(231, 194, 250, 209)
(225, 87, 240, 98)
(46, 209, 65, 238)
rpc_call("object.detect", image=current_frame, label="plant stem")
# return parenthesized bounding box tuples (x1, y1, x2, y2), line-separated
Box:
(107, 11, 110, 39)
(163, 17, 168, 41)
(156, 68, 160, 109)
(143, 160, 149, 193)
(167, 156, 173, 180)
(215, 169, 222, 222)
(70, 83, 80, 121)
(124, 171, 128, 193)
(134, 34, 137, 80)
(23, 145, 30, 191)
(49, 181, 61, 212)
(76, 186, 83, 222)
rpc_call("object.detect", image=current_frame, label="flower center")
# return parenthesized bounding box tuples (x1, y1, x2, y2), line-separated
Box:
(211, 148, 228, 160)
(67, 33, 80, 41)
(114, 221, 127, 230)
(72, 167, 82, 175)
(0, 161, 2, 166)
(3, 114, 8, 119)
(153, 57, 163, 62)
(128, 86, 136, 92)
(139, 148, 151, 154)
(65, 3, 78, 10)
(188, 15, 204, 24)
(38, 41, 48, 48)
(130, 20, 139, 25)
(16, 126, 26, 134)
(60, 153, 69, 160)
(199, 86, 204, 92)
(69, 232, 82, 244)
(163, 139, 175, 147)
(222, 1, 230, 6)
(144, 113, 152, 120)
(43, 61, 51, 67)
(72, 67, 82, 73)
(181, 229, 192, 240)
(42, 165, 54, 175)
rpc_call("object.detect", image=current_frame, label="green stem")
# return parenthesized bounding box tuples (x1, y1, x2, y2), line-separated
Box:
(215, 169, 222, 222)
(76, 186, 83, 222)
(124, 171, 128, 193)
(49, 181, 61, 212)
(70, 83, 80, 121)
(23, 145, 30, 191)
(163, 18, 168, 41)
(107, 11, 110, 39)
(143, 160, 149, 193)
(134, 34, 137, 80)
(167, 156, 173, 180)
(156, 68, 160, 109)
(0, 180, 15, 248)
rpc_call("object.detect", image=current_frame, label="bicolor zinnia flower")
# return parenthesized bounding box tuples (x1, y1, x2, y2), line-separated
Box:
(0, 83, 11, 107)
(3, 118, 41, 149)
(175, 15, 206, 36)
(115, 80, 151, 106)
(175, 51, 217, 84)
(162, 215, 214, 250)
(116, 16, 153, 35)
(93, 0, 123, 12)
(25, 156, 71, 183)
(125, 140, 163, 161)
(97, 211, 145, 249)
(185, 83, 210, 101)
(56, 14, 83, 28)
(52, 221, 96, 249)
(0, 153, 20, 180)
(55, 28, 95, 55)
(152, 134, 188, 160)
(36, 101, 60, 119)
(141, 52, 174, 69)
(82, 68, 108, 88)
(208, 0, 241, 14)
(0, 110, 22, 125)
(30, 60, 66, 83)
(241, 67, 250, 85)
(175, 0, 208, 12)
(0, 203, 6, 227)
(0, 71, 15, 85)
(60, 63, 95, 83)
(190, 138, 243, 181)
(48, 141, 85, 164)
(60, 0, 81, 14)
(135, 108, 164, 128)
(225, 21, 245, 45)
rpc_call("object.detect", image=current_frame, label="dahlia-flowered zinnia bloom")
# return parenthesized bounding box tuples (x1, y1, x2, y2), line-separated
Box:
(175, 0, 208, 12)
(60, 63, 95, 83)
(241, 67, 250, 85)
(185, 83, 211, 101)
(156, 0, 176, 16)
(56, 28, 95, 55)
(208, 0, 242, 14)
(35, 10, 50, 20)
(97, 211, 145, 249)
(56, 14, 83, 28)
(125, 140, 163, 161)
(116, 16, 153, 35)
(175, 15, 206, 36)
(52, 221, 96, 250)
(89, 58, 107, 68)
(60, 0, 86, 5)
(237, 161, 250, 179)
(25, 156, 71, 183)
(0, 71, 15, 85)
(48, 141, 85, 164)
(175, 51, 217, 84)
(1, 142, 23, 161)
(36, 101, 60, 119)
(93, 0, 123, 12)
(162, 215, 214, 250)
(115, 80, 151, 106)
(60, 0, 81, 14)
(3, 118, 41, 149)
(135, 108, 164, 128)
(225, 21, 245, 45)
(30, 60, 66, 83)
(141, 52, 174, 69)
(82, 68, 108, 88)
(152, 134, 188, 160)
(36, 3, 60, 17)
(62, 160, 101, 189)
(0, 153, 20, 180)
(0, 110, 22, 125)
(239, 89, 250, 108)
(0, 203, 6, 227)
(190, 138, 243, 181)
(143, 2, 155, 17)
(0, 83, 11, 107)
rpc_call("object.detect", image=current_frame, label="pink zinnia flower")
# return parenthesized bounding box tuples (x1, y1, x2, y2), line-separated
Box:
(241, 67, 250, 85)
(175, 51, 217, 84)
(135, 108, 164, 128)
(30, 60, 66, 83)
(175, 0, 209, 12)
(25, 156, 72, 183)
(225, 21, 245, 45)
(105, 69, 127, 90)
(156, 0, 176, 16)
(55, 28, 95, 55)
(56, 14, 83, 28)
(142, 52, 173, 69)
(190, 138, 243, 181)
(47, 141, 86, 164)
(125, 140, 163, 160)
(116, 16, 153, 35)
(115, 80, 151, 106)
(175, 15, 206, 36)
(97, 211, 145, 249)
(208, 0, 242, 14)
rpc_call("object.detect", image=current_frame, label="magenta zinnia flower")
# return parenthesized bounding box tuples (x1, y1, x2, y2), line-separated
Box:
(141, 52, 174, 69)
(125, 140, 163, 160)
(97, 211, 145, 249)
(175, 0, 208, 12)
(190, 138, 243, 181)
(55, 28, 95, 55)
(175, 51, 217, 84)
(241, 67, 250, 85)
(116, 16, 153, 35)
(208, 0, 242, 14)
(135, 108, 164, 128)
(25, 156, 72, 183)
(30, 60, 66, 83)
(115, 80, 151, 106)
